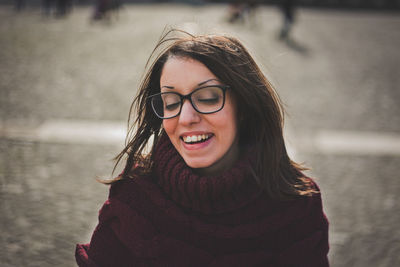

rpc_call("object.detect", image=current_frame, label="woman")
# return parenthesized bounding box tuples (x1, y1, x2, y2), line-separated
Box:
(76, 29, 329, 266)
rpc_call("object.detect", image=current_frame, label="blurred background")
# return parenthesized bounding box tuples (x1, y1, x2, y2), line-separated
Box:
(0, 0, 399, 266)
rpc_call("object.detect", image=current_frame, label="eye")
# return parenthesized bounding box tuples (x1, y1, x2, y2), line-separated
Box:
(161, 93, 181, 111)
(197, 97, 220, 104)
(165, 102, 180, 111)
(193, 86, 223, 106)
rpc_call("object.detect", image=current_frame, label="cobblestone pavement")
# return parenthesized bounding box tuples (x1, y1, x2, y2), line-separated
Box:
(1, 4, 399, 266)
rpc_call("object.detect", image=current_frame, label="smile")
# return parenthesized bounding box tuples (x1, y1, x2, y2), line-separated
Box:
(181, 134, 212, 144)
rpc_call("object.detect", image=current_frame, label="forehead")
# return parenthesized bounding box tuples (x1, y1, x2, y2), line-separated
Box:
(160, 57, 219, 89)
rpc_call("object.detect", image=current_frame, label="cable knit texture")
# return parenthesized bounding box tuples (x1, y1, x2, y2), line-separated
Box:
(76, 135, 329, 266)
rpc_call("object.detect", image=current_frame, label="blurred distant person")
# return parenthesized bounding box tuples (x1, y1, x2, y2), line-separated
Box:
(279, 0, 296, 40)
(56, 0, 72, 16)
(42, 0, 72, 17)
(227, 1, 245, 23)
(42, 0, 53, 16)
(14, 0, 26, 11)
(227, 0, 258, 24)
(92, 0, 122, 21)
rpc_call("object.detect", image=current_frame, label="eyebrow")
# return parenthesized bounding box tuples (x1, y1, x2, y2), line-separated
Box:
(161, 78, 219, 89)
(198, 78, 219, 86)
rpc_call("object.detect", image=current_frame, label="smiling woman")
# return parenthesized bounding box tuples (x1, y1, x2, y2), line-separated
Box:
(76, 29, 329, 266)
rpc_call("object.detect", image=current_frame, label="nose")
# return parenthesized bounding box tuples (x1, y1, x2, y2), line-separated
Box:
(178, 99, 201, 125)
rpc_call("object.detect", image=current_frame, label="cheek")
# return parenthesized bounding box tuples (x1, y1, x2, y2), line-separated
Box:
(163, 119, 177, 139)
(221, 101, 238, 141)
(211, 110, 238, 152)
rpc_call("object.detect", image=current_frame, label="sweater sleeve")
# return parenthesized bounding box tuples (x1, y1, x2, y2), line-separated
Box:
(75, 243, 99, 267)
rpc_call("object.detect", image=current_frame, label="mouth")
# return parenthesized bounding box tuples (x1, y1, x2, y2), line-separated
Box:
(180, 133, 213, 144)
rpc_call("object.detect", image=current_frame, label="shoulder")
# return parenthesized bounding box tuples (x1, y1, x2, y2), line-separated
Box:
(307, 179, 326, 213)
(272, 178, 328, 229)
(291, 180, 329, 233)
(297, 179, 327, 219)
(95, 175, 165, 238)
(108, 175, 157, 199)
(101, 174, 170, 219)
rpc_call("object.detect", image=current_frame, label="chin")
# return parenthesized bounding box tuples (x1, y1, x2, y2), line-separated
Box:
(183, 157, 214, 169)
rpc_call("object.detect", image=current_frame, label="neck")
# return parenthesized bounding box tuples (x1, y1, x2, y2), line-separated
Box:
(153, 134, 261, 214)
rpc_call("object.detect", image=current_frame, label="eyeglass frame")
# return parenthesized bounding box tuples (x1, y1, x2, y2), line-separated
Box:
(148, 85, 230, 119)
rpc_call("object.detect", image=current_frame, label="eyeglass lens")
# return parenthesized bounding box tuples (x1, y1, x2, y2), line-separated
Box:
(151, 86, 224, 118)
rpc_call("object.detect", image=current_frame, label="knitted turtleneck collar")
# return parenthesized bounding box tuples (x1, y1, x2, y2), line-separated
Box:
(153, 133, 262, 214)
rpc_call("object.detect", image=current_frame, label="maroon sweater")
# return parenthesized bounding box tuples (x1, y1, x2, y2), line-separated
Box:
(76, 137, 329, 266)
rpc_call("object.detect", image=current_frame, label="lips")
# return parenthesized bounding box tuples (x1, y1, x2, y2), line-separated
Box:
(180, 132, 214, 145)
(182, 134, 212, 144)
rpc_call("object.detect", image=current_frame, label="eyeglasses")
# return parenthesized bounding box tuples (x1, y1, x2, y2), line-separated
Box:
(149, 85, 229, 119)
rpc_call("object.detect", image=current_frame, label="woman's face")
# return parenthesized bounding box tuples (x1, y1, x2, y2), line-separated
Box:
(160, 57, 239, 174)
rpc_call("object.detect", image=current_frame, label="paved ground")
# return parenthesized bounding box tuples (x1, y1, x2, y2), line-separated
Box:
(0, 3, 399, 266)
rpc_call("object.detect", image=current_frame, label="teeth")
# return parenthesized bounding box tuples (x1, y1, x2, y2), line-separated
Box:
(183, 134, 210, 143)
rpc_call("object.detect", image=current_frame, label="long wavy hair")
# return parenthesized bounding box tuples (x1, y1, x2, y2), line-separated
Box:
(108, 29, 316, 199)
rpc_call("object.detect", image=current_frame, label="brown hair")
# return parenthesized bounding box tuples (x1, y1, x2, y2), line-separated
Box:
(109, 29, 317, 199)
